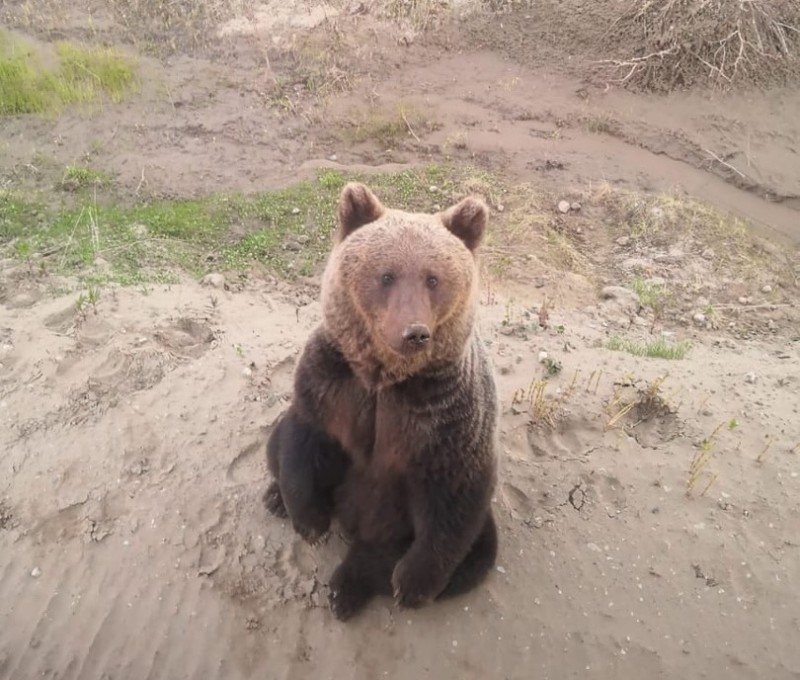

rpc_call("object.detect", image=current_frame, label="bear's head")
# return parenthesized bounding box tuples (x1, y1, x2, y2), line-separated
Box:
(320, 182, 488, 388)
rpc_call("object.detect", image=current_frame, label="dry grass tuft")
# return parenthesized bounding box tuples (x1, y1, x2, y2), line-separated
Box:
(599, 0, 800, 92)
(605, 373, 678, 431)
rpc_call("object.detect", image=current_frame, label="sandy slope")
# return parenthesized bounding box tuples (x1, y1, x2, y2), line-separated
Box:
(1, 272, 799, 679)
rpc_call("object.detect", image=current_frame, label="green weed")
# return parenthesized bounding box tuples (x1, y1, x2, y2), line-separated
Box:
(60, 166, 111, 191)
(630, 277, 668, 309)
(606, 335, 691, 360)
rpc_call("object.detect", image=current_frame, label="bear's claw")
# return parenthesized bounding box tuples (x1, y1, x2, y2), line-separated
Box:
(263, 482, 288, 518)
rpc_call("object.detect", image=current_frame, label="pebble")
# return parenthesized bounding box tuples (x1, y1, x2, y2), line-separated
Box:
(615, 236, 631, 247)
(557, 200, 571, 214)
(429, 185, 439, 193)
(761, 284, 772, 294)
(200, 273, 226, 289)
(601, 285, 638, 303)
(291, 207, 300, 215)
(242, 367, 253, 378)
(570, 202, 582, 211)
(738, 296, 750, 305)
(744, 372, 757, 384)
(496, 566, 507, 574)
(31, 567, 41, 578)
(538, 350, 548, 363)
(328, 154, 338, 161)
(693, 313, 706, 325)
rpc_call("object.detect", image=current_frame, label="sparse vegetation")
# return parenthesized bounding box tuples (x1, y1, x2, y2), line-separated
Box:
(337, 103, 438, 147)
(0, 165, 460, 285)
(599, 188, 777, 279)
(0, 32, 138, 115)
(606, 335, 691, 360)
(514, 369, 581, 429)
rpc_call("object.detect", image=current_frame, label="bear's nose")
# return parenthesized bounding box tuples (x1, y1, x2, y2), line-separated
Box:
(402, 324, 431, 347)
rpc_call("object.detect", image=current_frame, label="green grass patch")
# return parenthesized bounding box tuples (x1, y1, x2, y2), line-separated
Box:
(0, 31, 138, 115)
(0, 164, 457, 286)
(606, 335, 691, 360)
(60, 165, 112, 191)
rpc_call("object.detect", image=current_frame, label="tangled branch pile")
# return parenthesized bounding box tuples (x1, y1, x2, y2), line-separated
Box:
(599, 0, 800, 92)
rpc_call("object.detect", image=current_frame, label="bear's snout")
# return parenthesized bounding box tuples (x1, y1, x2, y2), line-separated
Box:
(401, 324, 431, 352)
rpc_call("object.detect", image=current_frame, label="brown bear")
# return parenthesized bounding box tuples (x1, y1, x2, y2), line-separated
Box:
(264, 181, 499, 621)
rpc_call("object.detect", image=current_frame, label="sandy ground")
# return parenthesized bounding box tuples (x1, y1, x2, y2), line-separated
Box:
(2, 1, 800, 678)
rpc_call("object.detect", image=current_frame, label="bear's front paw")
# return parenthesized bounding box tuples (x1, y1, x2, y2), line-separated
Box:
(328, 563, 371, 621)
(263, 482, 288, 518)
(391, 556, 443, 609)
(292, 515, 329, 545)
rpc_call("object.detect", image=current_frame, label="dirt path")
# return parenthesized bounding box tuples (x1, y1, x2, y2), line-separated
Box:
(2, 1, 800, 678)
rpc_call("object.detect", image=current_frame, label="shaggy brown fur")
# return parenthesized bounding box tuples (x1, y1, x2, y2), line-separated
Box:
(265, 182, 499, 620)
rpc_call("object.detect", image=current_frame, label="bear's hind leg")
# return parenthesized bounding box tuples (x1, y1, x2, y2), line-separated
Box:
(436, 510, 498, 601)
(267, 408, 349, 543)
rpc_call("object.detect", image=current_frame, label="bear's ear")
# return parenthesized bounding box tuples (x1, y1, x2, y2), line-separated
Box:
(337, 182, 385, 239)
(440, 196, 488, 252)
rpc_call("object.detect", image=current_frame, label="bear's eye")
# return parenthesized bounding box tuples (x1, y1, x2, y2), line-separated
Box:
(381, 273, 395, 287)
(426, 275, 439, 289)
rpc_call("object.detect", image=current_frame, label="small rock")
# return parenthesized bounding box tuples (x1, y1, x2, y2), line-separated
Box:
(291, 207, 301, 215)
(557, 200, 570, 214)
(654, 250, 684, 264)
(761, 284, 772, 294)
(429, 185, 439, 193)
(131, 223, 149, 238)
(538, 350, 548, 363)
(31, 567, 41, 578)
(328, 154, 338, 161)
(601, 286, 640, 304)
(496, 566, 507, 574)
(615, 236, 631, 247)
(242, 367, 253, 378)
(201, 273, 226, 289)
(570, 201, 581, 211)
(738, 296, 750, 305)
(744, 372, 757, 384)
(497, 204, 505, 212)
(693, 312, 706, 325)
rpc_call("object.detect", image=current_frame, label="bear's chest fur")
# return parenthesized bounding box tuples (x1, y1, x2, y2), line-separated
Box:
(333, 389, 423, 544)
